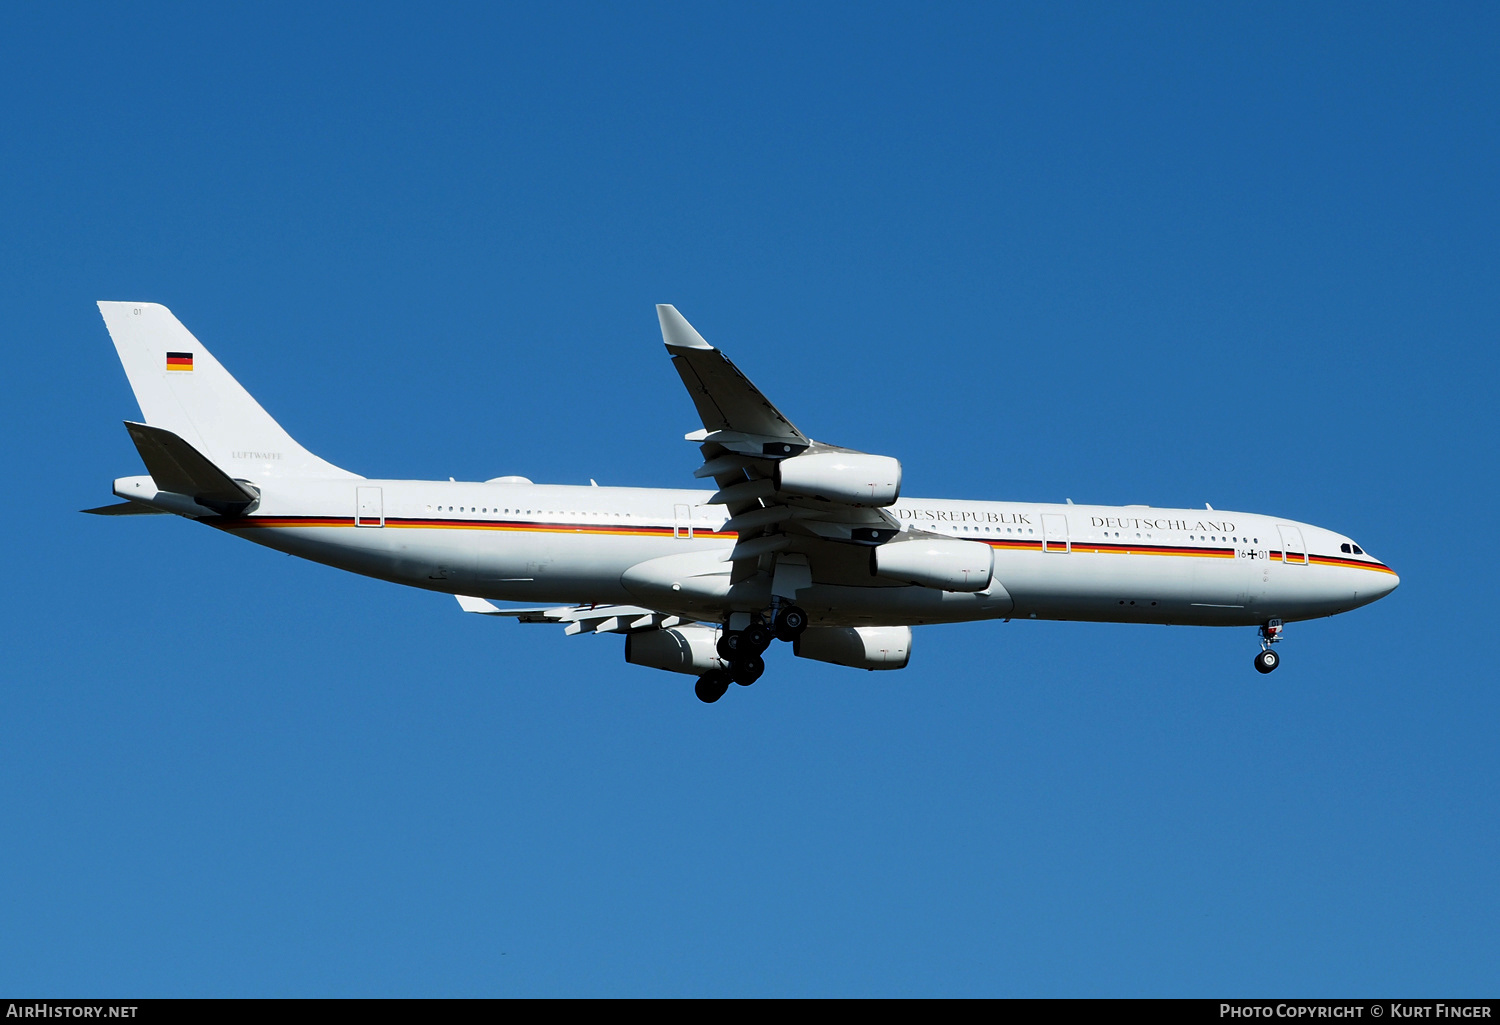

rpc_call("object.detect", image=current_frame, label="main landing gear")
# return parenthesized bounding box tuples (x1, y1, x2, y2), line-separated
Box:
(695, 605, 808, 702)
(694, 669, 731, 703)
(1254, 620, 1283, 674)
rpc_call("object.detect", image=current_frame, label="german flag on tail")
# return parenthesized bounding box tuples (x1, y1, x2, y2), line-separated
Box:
(165, 351, 193, 372)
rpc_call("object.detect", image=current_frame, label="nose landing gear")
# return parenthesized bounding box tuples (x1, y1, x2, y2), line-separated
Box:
(1254, 620, 1283, 674)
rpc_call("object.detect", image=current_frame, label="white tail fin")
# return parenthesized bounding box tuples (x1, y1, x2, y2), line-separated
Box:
(97, 302, 358, 481)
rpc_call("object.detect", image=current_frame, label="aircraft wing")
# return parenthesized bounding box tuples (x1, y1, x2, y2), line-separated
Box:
(656, 306, 903, 586)
(455, 596, 696, 635)
(658, 305, 809, 452)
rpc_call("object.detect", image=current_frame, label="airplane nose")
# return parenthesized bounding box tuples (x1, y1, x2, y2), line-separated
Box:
(1348, 565, 1398, 611)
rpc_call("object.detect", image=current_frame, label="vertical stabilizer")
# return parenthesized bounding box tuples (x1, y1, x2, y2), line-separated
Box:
(97, 302, 358, 481)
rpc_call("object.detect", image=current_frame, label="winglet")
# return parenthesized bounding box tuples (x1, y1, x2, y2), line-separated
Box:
(657, 305, 714, 351)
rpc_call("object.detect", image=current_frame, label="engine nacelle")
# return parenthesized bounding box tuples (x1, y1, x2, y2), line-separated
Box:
(872, 537, 994, 592)
(624, 625, 724, 676)
(794, 626, 911, 671)
(773, 452, 901, 507)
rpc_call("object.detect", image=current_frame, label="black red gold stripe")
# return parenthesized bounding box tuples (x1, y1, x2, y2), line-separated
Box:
(208, 515, 1397, 574)
(217, 515, 736, 541)
(1063, 540, 1234, 558)
(1307, 552, 1398, 575)
(1270, 551, 1398, 575)
(165, 351, 194, 371)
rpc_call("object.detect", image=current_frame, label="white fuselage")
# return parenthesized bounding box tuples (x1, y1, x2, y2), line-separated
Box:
(149, 476, 1399, 630)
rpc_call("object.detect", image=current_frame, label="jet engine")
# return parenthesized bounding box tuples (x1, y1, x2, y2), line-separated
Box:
(773, 452, 901, 507)
(624, 624, 725, 675)
(794, 626, 911, 670)
(871, 537, 993, 592)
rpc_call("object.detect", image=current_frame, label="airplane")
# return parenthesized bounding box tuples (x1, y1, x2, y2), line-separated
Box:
(87, 302, 1399, 702)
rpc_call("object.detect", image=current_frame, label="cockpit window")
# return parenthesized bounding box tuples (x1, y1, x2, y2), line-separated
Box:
(1341, 543, 1351, 553)
(1352, 544, 1364, 555)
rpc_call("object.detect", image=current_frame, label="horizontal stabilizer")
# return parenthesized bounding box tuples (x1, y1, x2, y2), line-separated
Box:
(81, 501, 169, 516)
(455, 595, 504, 615)
(124, 421, 259, 515)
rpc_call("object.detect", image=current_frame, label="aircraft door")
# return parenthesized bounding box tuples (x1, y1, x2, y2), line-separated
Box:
(1277, 524, 1307, 565)
(1042, 513, 1070, 553)
(356, 486, 384, 527)
(673, 503, 693, 540)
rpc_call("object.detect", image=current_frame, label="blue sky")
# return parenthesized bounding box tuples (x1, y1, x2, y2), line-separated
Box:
(2, 3, 1496, 996)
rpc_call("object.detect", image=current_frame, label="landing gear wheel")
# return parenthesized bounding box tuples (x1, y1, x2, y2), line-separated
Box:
(731, 655, 765, 686)
(1254, 649, 1280, 674)
(774, 606, 808, 643)
(695, 669, 732, 703)
(716, 631, 745, 660)
(743, 624, 773, 653)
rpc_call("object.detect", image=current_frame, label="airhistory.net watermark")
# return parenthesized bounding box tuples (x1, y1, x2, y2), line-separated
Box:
(5, 1006, 137, 1019)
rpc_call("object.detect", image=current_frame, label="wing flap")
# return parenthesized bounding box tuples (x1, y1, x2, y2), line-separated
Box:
(455, 597, 691, 634)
